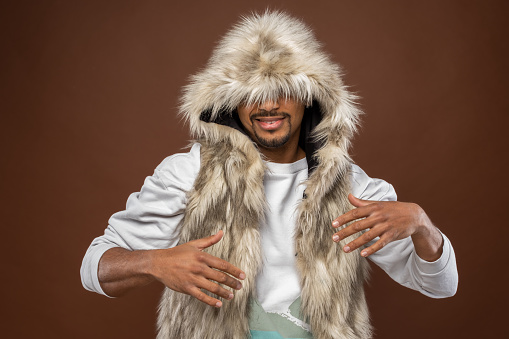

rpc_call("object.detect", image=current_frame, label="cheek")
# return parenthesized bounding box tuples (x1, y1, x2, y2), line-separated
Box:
(292, 113, 305, 132)
(239, 115, 252, 130)
(236, 110, 254, 134)
(237, 107, 251, 124)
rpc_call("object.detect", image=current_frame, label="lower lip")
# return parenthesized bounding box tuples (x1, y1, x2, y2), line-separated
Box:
(256, 118, 284, 131)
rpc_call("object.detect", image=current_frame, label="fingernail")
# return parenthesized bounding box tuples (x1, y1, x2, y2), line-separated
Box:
(228, 293, 234, 300)
(236, 282, 242, 290)
(239, 273, 246, 280)
(332, 235, 339, 242)
(216, 301, 222, 308)
(343, 246, 350, 253)
(332, 221, 339, 227)
(361, 251, 368, 257)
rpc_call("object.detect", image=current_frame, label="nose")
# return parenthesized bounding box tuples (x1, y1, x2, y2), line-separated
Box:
(257, 99, 280, 112)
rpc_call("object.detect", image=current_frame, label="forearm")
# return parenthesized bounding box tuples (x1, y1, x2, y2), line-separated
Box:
(98, 247, 156, 297)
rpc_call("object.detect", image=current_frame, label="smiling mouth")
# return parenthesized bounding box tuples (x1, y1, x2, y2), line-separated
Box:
(254, 116, 286, 130)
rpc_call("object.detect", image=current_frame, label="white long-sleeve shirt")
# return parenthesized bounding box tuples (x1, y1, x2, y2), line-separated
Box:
(80, 143, 458, 307)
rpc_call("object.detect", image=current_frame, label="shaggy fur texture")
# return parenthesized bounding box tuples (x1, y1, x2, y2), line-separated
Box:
(157, 11, 371, 339)
(157, 139, 266, 339)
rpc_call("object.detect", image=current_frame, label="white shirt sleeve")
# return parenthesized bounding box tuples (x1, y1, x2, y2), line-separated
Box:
(351, 164, 458, 298)
(80, 143, 201, 296)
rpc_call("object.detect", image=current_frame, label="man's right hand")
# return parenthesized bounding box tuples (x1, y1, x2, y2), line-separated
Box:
(98, 230, 245, 308)
(149, 230, 245, 307)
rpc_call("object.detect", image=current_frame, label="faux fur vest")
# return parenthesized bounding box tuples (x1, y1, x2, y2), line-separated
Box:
(157, 11, 371, 339)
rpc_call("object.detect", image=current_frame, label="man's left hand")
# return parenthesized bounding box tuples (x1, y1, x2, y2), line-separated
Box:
(332, 194, 443, 261)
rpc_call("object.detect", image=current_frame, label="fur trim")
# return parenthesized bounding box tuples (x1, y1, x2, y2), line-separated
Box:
(296, 162, 371, 338)
(157, 140, 266, 339)
(180, 10, 361, 154)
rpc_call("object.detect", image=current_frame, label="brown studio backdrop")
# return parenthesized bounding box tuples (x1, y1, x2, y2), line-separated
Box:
(1, 0, 508, 338)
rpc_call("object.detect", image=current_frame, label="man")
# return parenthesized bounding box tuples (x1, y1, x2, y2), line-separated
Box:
(81, 11, 457, 339)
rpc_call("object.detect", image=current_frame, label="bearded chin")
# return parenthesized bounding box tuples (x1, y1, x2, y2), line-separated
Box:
(253, 130, 291, 148)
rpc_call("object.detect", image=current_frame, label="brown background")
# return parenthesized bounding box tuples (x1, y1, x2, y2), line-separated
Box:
(1, 0, 508, 338)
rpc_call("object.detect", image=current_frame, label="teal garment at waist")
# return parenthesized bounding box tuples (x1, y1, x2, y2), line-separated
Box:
(248, 297, 313, 338)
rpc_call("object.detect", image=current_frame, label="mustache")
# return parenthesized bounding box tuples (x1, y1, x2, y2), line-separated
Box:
(250, 111, 291, 120)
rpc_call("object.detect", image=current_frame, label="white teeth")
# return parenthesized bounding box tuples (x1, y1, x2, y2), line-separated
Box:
(257, 119, 280, 126)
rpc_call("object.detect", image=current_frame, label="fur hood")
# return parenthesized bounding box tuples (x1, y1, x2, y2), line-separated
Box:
(179, 11, 362, 171)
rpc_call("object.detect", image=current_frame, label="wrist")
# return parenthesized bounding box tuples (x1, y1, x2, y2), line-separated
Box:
(144, 249, 161, 280)
(411, 227, 444, 262)
(413, 203, 430, 233)
(412, 222, 432, 242)
(410, 206, 443, 262)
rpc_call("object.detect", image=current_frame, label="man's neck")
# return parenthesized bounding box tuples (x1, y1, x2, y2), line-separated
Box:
(258, 143, 306, 164)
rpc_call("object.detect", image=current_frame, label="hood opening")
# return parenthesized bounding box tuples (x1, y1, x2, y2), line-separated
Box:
(199, 100, 324, 174)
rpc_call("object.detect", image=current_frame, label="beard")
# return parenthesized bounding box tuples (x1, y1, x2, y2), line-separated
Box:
(253, 130, 291, 148)
(250, 112, 291, 148)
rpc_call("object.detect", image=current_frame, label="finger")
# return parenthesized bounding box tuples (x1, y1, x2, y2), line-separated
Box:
(332, 217, 377, 242)
(359, 233, 394, 257)
(204, 266, 243, 290)
(341, 228, 381, 253)
(204, 254, 246, 280)
(188, 287, 224, 308)
(332, 204, 375, 228)
(198, 278, 235, 300)
(348, 193, 376, 208)
(189, 230, 224, 250)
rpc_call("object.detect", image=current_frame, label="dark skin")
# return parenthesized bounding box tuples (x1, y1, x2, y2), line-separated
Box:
(332, 194, 443, 261)
(236, 98, 306, 163)
(99, 231, 245, 308)
(97, 98, 444, 307)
